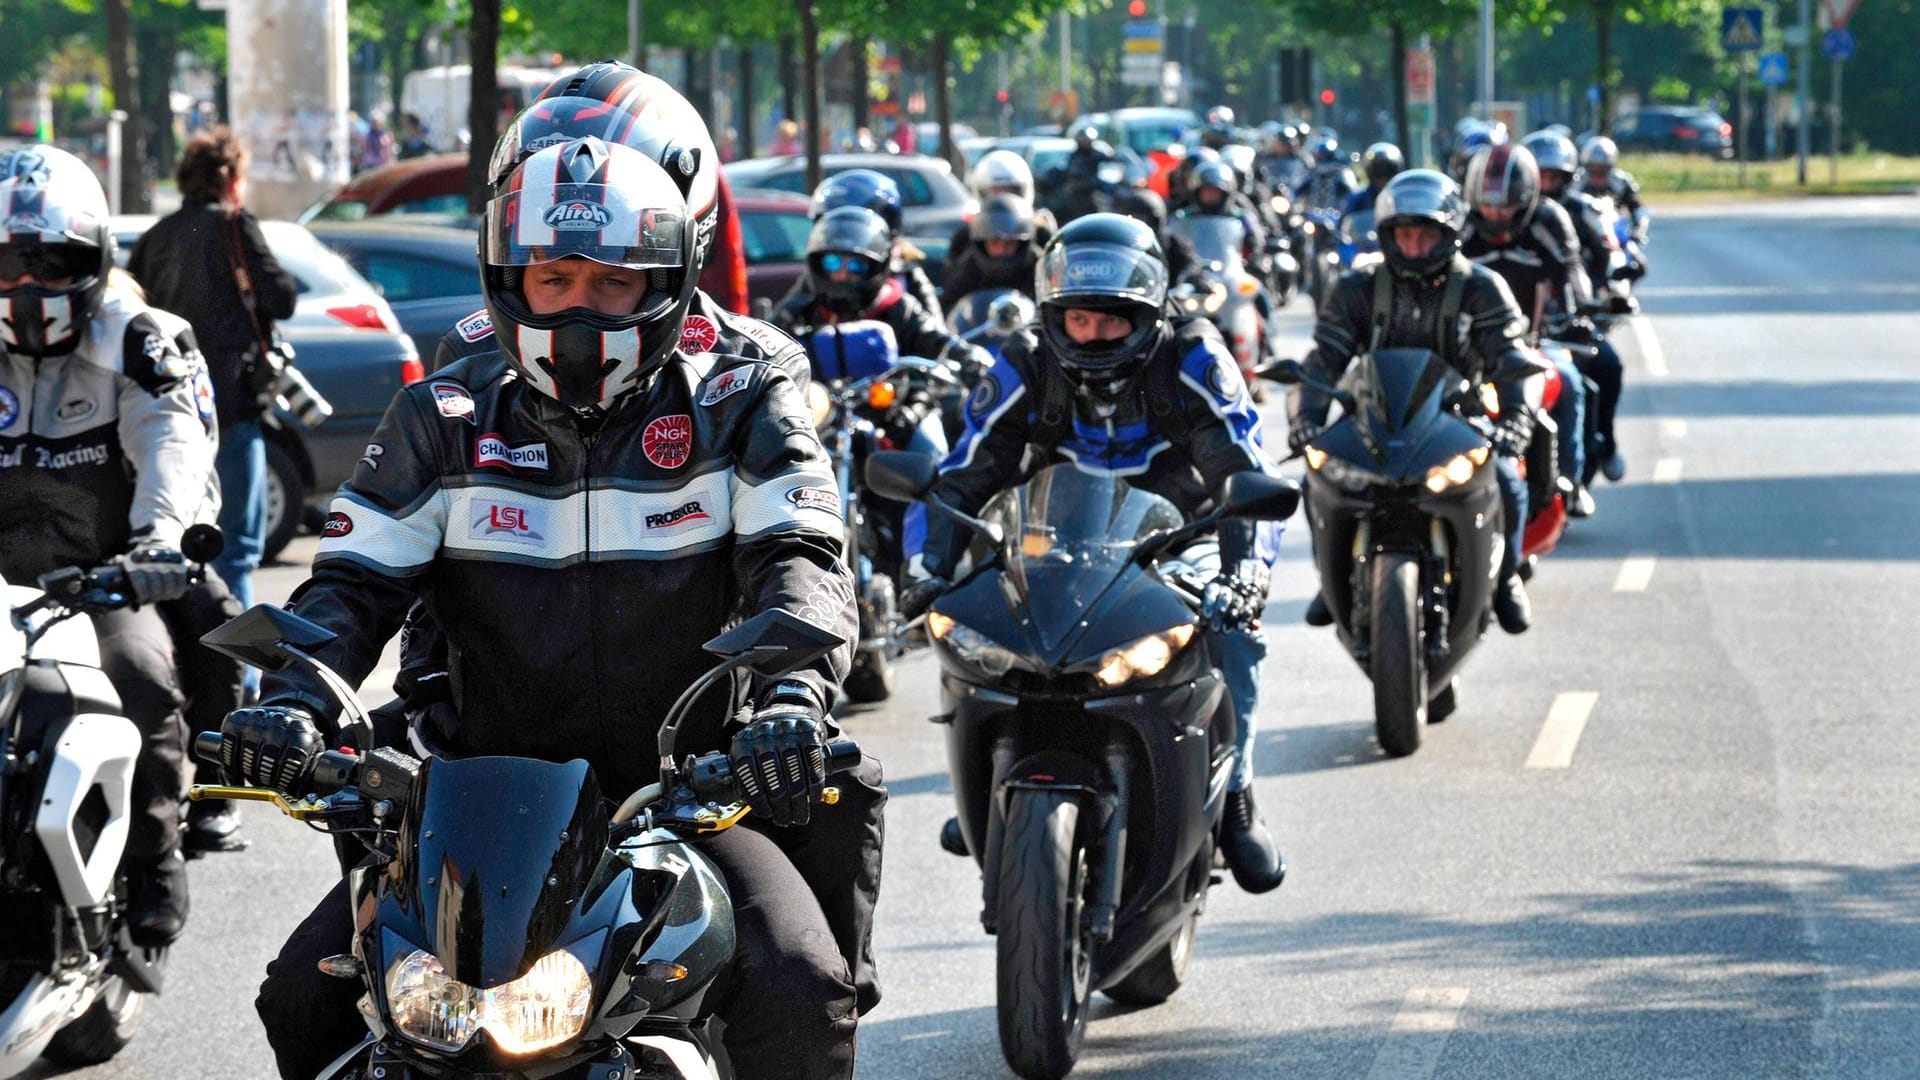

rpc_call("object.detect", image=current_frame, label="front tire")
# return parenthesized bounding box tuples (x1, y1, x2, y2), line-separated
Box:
(996, 789, 1092, 1080)
(1101, 910, 1195, 1006)
(1370, 553, 1426, 757)
(42, 976, 142, 1066)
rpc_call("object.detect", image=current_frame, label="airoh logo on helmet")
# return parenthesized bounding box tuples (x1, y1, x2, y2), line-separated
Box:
(544, 201, 613, 231)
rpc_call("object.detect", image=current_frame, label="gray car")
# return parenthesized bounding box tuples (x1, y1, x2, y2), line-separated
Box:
(305, 220, 484, 365)
(722, 152, 977, 242)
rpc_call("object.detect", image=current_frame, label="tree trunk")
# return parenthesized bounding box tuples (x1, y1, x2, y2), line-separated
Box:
(932, 32, 955, 172)
(467, 0, 500, 213)
(798, 0, 822, 191)
(779, 35, 797, 126)
(1390, 21, 1409, 149)
(851, 35, 870, 135)
(1595, 0, 1614, 135)
(739, 44, 757, 159)
(136, 22, 177, 191)
(104, 0, 149, 212)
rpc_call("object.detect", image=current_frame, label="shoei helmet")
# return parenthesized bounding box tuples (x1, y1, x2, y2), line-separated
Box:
(805, 206, 894, 318)
(968, 149, 1035, 204)
(0, 145, 112, 357)
(482, 136, 701, 410)
(1523, 129, 1580, 192)
(1362, 142, 1406, 186)
(807, 168, 904, 236)
(1463, 142, 1541, 238)
(1374, 169, 1467, 280)
(1035, 213, 1169, 399)
(970, 194, 1038, 261)
(487, 62, 719, 271)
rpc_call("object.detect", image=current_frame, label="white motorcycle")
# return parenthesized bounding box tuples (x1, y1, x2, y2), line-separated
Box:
(0, 525, 222, 1075)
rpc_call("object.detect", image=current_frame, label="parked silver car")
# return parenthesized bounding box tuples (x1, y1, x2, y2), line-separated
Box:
(722, 152, 977, 242)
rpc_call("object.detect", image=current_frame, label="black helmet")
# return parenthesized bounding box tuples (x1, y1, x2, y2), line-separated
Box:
(1172, 145, 1221, 200)
(1362, 142, 1406, 186)
(487, 62, 719, 272)
(1374, 169, 1466, 280)
(1191, 159, 1237, 212)
(1463, 143, 1541, 239)
(1523, 130, 1579, 183)
(805, 206, 893, 317)
(481, 136, 702, 411)
(0, 146, 112, 358)
(808, 168, 904, 235)
(1069, 119, 1099, 148)
(1035, 213, 1169, 399)
(970, 193, 1037, 259)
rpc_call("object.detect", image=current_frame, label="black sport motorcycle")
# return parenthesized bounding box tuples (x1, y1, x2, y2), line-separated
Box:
(868, 454, 1299, 1080)
(1264, 350, 1507, 758)
(189, 604, 859, 1079)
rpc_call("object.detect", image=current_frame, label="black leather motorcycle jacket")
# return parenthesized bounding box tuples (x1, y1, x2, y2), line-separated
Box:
(938, 239, 1042, 307)
(772, 277, 971, 372)
(915, 315, 1282, 578)
(1460, 198, 1591, 329)
(0, 287, 214, 583)
(1305, 257, 1536, 426)
(262, 314, 856, 796)
(1576, 168, 1647, 241)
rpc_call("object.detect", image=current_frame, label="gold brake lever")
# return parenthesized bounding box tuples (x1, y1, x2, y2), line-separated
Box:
(187, 784, 330, 821)
(688, 787, 841, 834)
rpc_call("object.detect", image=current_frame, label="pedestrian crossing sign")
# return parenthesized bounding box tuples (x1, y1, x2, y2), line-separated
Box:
(1721, 7, 1764, 52)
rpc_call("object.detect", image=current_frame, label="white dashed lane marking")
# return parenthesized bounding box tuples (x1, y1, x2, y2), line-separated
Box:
(1653, 458, 1684, 484)
(1363, 987, 1472, 1080)
(1630, 315, 1669, 377)
(1527, 691, 1600, 770)
(1613, 556, 1657, 592)
(1662, 419, 1688, 439)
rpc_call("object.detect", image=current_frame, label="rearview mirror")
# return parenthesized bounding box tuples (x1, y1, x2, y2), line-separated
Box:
(701, 608, 846, 679)
(864, 450, 939, 503)
(1216, 471, 1302, 523)
(200, 604, 338, 671)
(1257, 359, 1303, 385)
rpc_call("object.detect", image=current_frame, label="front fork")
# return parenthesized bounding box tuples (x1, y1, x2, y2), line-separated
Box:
(1347, 519, 1453, 666)
(978, 732, 1133, 947)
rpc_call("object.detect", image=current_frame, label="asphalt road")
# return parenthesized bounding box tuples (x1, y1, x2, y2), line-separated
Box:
(28, 194, 1920, 1079)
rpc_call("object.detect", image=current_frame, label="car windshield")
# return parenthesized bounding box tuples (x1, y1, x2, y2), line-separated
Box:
(740, 209, 813, 263)
(307, 199, 371, 222)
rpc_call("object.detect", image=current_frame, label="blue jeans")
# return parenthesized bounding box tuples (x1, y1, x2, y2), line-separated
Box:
(1494, 454, 1527, 582)
(1163, 543, 1269, 792)
(215, 421, 266, 691)
(1548, 353, 1586, 485)
(905, 410, 948, 459)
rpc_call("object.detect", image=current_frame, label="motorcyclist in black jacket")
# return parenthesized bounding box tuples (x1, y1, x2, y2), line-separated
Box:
(939, 192, 1044, 307)
(218, 73, 873, 1080)
(906, 214, 1289, 894)
(779, 168, 943, 322)
(1576, 135, 1651, 251)
(1459, 142, 1597, 517)
(1344, 142, 1405, 217)
(1296, 169, 1539, 634)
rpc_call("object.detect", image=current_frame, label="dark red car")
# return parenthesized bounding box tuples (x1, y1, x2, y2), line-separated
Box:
(299, 153, 755, 314)
(731, 188, 813, 313)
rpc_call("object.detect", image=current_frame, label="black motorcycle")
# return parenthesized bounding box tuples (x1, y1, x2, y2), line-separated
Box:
(1263, 351, 1505, 758)
(189, 604, 859, 1079)
(868, 454, 1298, 1080)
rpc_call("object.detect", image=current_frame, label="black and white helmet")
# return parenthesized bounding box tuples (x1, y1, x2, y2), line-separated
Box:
(482, 136, 702, 411)
(0, 145, 112, 357)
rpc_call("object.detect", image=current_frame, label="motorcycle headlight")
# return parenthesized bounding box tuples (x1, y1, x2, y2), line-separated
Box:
(806, 381, 834, 429)
(1203, 287, 1227, 314)
(1423, 447, 1491, 494)
(1084, 624, 1195, 689)
(1309, 450, 1389, 493)
(931, 616, 1028, 677)
(385, 946, 594, 1056)
(1270, 195, 1292, 216)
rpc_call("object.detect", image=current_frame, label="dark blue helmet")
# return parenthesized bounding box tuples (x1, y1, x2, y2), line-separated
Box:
(809, 169, 903, 235)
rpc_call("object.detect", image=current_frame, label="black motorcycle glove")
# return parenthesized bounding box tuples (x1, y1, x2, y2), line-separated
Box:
(729, 691, 828, 828)
(1202, 559, 1271, 633)
(220, 704, 326, 795)
(1287, 420, 1324, 455)
(1491, 410, 1534, 459)
(899, 574, 950, 622)
(116, 544, 194, 607)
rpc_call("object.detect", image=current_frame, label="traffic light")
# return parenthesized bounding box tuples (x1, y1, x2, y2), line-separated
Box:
(1320, 88, 1336, 106)
(996, 89, 1011, 105)
(1127, 0, 1147, 16)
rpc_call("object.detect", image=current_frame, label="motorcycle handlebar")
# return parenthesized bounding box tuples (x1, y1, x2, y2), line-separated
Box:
(686, 737, 863, 805)
(192, 731, 361, 797)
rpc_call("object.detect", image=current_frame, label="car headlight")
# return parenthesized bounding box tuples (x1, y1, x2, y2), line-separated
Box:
(806, 381, 834, 429)
(386, 946, 594, 1056)
(1423, 446, 1491, 493)
(930, 615, 1027, 676)
(1084, 624, 1195, 689)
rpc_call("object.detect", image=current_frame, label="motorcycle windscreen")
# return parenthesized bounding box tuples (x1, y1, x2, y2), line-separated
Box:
(398, 755, 608, 987)
(948, 287, 1019, 337)
(1353, 348, 1456, 442)
(1174, 214, 1248, 275)
(983, 464, 1184, 653)
(1341, 209, 1377, 250)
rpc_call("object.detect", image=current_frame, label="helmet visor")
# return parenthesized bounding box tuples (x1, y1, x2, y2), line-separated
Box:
(0, 242, 96, 283)
(484, 168, 686, 270)
(1037, 241, 1167, 309)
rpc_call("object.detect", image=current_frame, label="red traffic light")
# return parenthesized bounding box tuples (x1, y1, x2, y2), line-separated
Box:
(1319, 88, 1336, 105)
(996, 89, 1010, 104)
(1127, 0, 1147, 16)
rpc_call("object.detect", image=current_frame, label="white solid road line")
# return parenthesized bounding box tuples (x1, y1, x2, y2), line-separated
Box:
(1630, 315, 1669, 377)
(1614, 556, 1657, 592)
(1527, 691, 1600, 770)
(1363, 987, 1472, 1080)
(1653, 458, 1684, 484)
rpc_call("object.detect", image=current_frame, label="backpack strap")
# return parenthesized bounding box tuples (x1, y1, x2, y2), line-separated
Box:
(1437, 254, 1473, 366)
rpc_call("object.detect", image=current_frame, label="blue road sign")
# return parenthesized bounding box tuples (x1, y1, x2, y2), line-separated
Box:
(1721, 7, 1765, 52)
(1758, 52, 1789, 86)
(1822, 29, 1855, 62)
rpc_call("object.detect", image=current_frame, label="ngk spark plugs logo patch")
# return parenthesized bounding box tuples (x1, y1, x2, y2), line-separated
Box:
(644, 500, 712, 529)
(543, 201, 612, 231)
(469, 501, 546, 544)
(473, 434, 550, 471)
(642, 413, 693, 469)
(679, 314, 720, 356)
